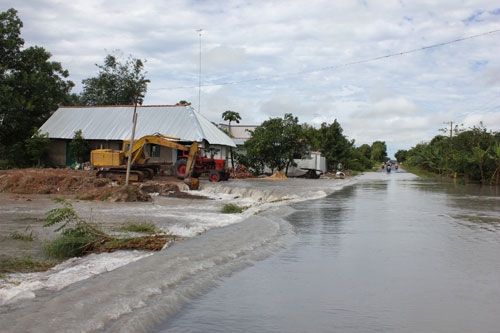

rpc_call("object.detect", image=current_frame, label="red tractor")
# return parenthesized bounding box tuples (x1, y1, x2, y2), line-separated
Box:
(173, 144, 230, 182)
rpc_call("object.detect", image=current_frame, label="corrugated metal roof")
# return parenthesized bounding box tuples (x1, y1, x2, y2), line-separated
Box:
(232, 138, 248, 146)
(39, 105, 236, 147)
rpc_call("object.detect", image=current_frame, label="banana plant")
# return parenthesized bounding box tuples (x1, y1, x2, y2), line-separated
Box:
(489, 141, 500, 186)
(472, 144, 488, 184)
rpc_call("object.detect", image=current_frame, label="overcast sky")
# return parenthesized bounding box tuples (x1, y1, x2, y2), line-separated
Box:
(3, 0, 500, 156)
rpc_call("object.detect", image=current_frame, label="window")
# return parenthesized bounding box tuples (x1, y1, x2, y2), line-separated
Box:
(150, 144, 160, 157)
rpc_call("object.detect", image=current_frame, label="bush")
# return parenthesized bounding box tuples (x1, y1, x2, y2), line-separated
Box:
(10, 227, 35, 241)
(0, 256, 54, 275)
(43, 198, 109, 259)
(44, 224, 101, 259)
(118, 221, 157, 234)
(221, 203, 245, 214)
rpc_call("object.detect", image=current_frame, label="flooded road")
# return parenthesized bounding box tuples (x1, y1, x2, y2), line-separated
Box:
(0, 178, 352, 331)
(159, 171, 500, 332)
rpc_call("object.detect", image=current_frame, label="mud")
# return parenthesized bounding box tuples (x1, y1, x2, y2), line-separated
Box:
(0, 168, 203, 202)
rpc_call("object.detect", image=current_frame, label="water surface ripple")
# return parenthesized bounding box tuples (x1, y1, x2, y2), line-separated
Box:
(159, 171, 500, 333)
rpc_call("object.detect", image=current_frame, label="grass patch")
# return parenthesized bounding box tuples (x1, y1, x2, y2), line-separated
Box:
(44, 223, 106, 259)
(0, 256, 56, 275)
(401, 164, 438, 178)
(42, 198, 174, 261)
(94, 234, 177, 252)
(221, 203, 245, 214)
(10, 227, 35, 241)
(270, 198, 291, 203)
(348, 170, 363, 176)
(118, 221, 157, 234)
(101, 191, 112, 201)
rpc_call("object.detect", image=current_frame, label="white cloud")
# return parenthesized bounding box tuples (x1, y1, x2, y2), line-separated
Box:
(358, 97, 421, 117)
(7, 0, 500, 152)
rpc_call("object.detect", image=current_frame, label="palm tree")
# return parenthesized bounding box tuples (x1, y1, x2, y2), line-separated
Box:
(221, 110, 242, 171)
(222, 110, 241, 137)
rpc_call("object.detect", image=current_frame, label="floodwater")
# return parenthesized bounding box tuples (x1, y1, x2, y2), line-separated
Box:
(0, 178, 352, 331)
(158, 171, 500, 333)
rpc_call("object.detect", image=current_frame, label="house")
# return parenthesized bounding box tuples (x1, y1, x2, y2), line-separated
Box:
(217, 123, 257, 158)
(39, 105, 235, 173)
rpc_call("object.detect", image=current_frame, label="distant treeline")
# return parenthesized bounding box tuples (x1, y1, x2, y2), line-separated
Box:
(395, 124, 500, 185)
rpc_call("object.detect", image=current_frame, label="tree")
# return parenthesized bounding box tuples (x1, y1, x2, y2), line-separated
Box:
(318, 119, 353, 171)
(395, 149, 407, 163)
(221, 110, 241, 137)
(404, 124, 499, 184)
(80, 54, 149, 106)
(0, 8, 74, 167)
(370, 141, 388, 162)
(358, 144, 372, 160)
(243, 113, 306, 175)
(281, 113, 308, 174)
(176, 100, 191, 105)
(0, 8, 23, 71)
(222, 110, 242, 170)
(24, 128, 50, 167)
(301, 123, 321, 151)
(490, 141, 500, 185)
(68, 130, 90, 164)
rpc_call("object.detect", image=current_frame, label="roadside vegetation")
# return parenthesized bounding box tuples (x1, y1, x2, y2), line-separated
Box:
(239, 114, 389, 176)
(9, 227, 36, 241)
(221, 203, 246, 214)
(396, 124, 500, 185)
(117, 221, 157, 234)
(43, 198, 175, 259)
(0, 8, 149, 169)
(0, 257, 56, 277)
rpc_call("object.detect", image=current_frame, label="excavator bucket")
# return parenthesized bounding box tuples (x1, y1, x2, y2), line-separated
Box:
(184, 177, 199, 190)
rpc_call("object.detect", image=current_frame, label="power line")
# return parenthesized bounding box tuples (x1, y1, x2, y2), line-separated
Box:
(152, 28, 500, 91)
(456, 93, 500, 120)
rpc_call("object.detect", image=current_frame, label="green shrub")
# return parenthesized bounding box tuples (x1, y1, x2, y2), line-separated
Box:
(0, 256, 54, 274)
(44, 224, 102, 259)
(221, 203, 245, 214)
(43, 198, 108, 259)
(118, 221, 157, 234)
(10, 227, 35, 241)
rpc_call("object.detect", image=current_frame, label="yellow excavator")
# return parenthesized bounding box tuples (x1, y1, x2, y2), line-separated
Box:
(90, 133, 198, 182)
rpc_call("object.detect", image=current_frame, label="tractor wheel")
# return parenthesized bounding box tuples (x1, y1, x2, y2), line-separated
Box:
(221, 171, 230, 181)
(174, 159, 187, 179)
(209, 170, 221, 182)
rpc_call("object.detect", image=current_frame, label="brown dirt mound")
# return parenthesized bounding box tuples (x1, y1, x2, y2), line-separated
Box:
(0, 168, 195, 202)
(0, 168, 98, 195)
(264, 171, 288, 180)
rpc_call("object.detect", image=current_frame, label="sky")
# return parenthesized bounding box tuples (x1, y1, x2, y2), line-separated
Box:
(3, 0, 500, 157)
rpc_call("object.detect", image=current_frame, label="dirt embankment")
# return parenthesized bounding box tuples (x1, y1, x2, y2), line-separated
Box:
(0, 168, 198, 202)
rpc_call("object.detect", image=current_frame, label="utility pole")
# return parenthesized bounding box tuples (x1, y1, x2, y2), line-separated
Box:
(125, 93, 140, 185)
(196, 29, 203, 113)
(443, 121, 453, 138)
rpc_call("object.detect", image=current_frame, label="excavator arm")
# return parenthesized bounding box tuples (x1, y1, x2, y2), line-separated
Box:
(184, 141, 198, 178)
(125, 134, 189, 165)
(183, 141, 199, 189)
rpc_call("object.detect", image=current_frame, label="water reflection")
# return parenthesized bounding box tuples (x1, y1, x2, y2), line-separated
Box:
(159, 172, 500, 333)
